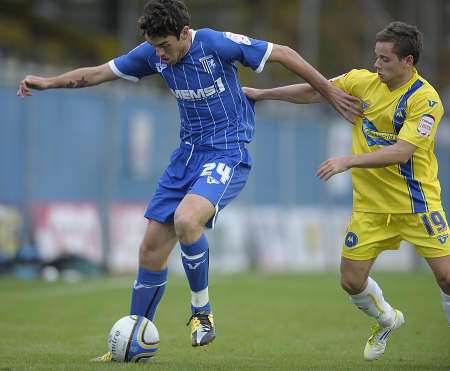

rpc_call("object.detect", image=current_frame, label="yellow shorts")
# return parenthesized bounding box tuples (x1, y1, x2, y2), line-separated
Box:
(342, 210, 450, 260)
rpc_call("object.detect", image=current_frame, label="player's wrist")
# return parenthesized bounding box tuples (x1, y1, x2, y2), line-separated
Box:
(346, 155, 358, 169)
(250, 89, 263, 100)
(45, 77, 58, 89)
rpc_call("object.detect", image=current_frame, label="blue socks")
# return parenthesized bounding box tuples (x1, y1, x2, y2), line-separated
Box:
(129, 234, 211, 319)
(130, 266, 168, 321)
(180, 234, 211, 314)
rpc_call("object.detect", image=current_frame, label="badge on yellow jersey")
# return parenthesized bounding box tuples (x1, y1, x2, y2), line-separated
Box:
(417, 114, 434, 137)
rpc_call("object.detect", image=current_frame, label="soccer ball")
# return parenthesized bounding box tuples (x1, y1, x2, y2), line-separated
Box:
(108, 315, 159, 363)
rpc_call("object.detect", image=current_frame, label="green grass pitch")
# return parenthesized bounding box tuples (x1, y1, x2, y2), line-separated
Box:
(0, 272, 449, 370)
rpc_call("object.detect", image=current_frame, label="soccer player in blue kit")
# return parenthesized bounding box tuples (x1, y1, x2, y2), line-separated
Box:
(17, 0, 361, 359)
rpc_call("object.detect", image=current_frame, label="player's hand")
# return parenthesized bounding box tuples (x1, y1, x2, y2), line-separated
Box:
(328, 85, 363, 124)
(242, 87, 263, 101)
(17, 75, 50, 97)
(316, 156, 353, 181)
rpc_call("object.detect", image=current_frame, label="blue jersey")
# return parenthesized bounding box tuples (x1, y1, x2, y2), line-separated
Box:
(109, 28, 273, 150)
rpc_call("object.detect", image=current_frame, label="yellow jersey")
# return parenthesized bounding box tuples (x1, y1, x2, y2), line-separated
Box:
(333, 68, 445, 213)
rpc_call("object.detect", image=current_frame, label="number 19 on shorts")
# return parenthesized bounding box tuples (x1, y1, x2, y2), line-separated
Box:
(421, 211, 447, 236)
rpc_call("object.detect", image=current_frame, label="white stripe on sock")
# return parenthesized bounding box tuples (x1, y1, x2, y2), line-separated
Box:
(181, 251, 206, 260)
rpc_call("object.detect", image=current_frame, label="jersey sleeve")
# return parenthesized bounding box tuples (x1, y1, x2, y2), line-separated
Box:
(108, 42, 157, 82)
(208, 30, 273, 73)
(331, 69, 360, 95)
(398, 93, 444, 150)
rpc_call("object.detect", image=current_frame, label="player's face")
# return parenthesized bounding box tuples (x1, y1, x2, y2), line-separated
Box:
(145, 26, 191, 65)
(374, 42, 413, 87)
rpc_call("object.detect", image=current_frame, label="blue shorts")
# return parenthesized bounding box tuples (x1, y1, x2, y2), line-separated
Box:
(145, 142, 251, 228)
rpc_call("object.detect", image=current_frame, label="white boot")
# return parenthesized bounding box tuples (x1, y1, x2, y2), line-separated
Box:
(363, 309, 405, 361)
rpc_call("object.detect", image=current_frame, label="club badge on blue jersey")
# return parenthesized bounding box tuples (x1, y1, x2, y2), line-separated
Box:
(199, 55, 217, 75)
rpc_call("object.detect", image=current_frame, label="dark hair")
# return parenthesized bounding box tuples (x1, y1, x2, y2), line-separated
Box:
(376, 22, 423, 65)
(138, 0, 190, 39)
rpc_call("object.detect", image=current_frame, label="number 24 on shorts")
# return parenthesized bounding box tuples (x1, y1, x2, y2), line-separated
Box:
(421, 211, 448, 236)
(201, 162, 231, 184)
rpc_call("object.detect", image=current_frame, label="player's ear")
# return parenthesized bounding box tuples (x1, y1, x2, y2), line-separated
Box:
(404, 55, 414, 67)
(180, 26, 190, 40)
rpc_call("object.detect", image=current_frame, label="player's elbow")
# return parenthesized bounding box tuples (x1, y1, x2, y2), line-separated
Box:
(277, 44, 296, 55)
(90, 63, 116, 85)
(397, 152, 413, 164)
(395, 140, 417, 165)
(269, 44, 297, 63)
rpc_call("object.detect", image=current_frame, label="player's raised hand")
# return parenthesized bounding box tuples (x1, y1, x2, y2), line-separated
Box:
(316, 156, 353, 181)
(328, 85, 363, 124)
(242, 87, 262, 101)
(17, 75, 50, 97)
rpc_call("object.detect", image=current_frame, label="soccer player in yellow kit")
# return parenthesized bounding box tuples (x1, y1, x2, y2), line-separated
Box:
(244, 22, 450, 361)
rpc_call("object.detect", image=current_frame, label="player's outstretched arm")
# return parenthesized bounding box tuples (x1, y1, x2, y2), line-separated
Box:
(17, 63, 118, 97)
(316, 139, 417, 181)
(267, 44, 362, 123)
(242, 84, 323, 104)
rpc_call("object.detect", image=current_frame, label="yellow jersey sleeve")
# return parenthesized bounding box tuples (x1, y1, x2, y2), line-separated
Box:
(331, 69, 368, 95)
(398, 92, 444, 150)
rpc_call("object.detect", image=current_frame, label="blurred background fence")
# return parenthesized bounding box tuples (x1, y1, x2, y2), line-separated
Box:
(1, 0, 450, 278)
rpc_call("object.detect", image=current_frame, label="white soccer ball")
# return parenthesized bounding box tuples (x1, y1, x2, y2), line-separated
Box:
(108, 315, 159, 363)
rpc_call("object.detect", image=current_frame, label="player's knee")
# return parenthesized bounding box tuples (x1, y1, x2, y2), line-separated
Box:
(173, 212, 202, 242)
(340, 274, 365, 295)
(435, 269, 450, 294)
(138, 242, 165, 270)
